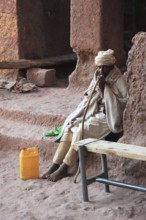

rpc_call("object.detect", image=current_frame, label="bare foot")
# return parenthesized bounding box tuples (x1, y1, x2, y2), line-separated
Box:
(47, 163, 69, 182)
(42, 163, 60, 179)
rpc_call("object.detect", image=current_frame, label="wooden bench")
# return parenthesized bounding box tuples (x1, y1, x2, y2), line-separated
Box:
(73, 138, 146, 202)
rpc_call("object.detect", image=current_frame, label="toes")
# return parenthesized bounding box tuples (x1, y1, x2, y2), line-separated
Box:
(42, 174, 49, 179)
(42, 171, 51, 179)
(47, 175, 56, 182)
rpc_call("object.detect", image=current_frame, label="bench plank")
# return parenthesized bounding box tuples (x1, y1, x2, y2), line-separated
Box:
(74, 138, 146, 161)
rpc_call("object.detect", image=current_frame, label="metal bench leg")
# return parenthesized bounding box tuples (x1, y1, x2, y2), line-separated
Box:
(101, 154, 110, 193)
(79, 145, 89, 202)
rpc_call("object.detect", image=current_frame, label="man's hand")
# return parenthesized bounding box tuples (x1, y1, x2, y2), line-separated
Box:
(95, 67, 109, 95)
(98, 75, 106, 95)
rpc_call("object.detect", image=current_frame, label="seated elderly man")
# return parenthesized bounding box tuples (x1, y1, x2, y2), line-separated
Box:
(42, 49, 129, 182)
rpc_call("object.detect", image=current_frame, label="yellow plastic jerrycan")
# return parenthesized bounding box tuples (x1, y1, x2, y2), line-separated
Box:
(19, 147, 39, 180)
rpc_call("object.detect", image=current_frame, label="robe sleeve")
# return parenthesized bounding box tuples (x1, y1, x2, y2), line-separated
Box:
(104, 75, 129, 133)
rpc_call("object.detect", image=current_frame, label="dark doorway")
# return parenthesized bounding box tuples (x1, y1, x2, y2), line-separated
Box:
(124, 0, 146, 52)
(16, 0, 76, 86)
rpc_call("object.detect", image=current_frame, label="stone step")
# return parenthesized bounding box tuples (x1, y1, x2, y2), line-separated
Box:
(0, 117, 58, 161)
(0, 87, 82, 126)
(0, 87, 83, 159)
(0, 107, 66, 127)
(0, 117, 50, 140)
(0, 133, 57, 162)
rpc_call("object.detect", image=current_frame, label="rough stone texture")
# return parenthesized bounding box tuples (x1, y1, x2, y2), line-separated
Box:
(71, 0, 102, 53)
(0, 0, 16, 14)
(0, 0, 19, 80)
(26, 68, 56, 87)
(69, 0, 125, 88)
(116, 32, 146, 179)
(69, 52, 97, 89)
(121, 32, 146, 145)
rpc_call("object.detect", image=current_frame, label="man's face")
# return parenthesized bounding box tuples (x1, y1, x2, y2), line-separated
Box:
(97, 65, 113, 78)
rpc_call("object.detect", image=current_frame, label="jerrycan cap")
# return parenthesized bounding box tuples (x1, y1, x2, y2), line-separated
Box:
(21, 147, 26, 150)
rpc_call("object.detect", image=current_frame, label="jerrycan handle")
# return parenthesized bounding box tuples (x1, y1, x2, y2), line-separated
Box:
(27, 147, 39, 156)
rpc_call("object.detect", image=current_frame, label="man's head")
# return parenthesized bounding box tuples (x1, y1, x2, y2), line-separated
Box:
(95, 49, 116, 78)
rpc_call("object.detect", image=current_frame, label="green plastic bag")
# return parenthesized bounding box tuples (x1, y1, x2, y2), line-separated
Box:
(43, 126, 63, 137)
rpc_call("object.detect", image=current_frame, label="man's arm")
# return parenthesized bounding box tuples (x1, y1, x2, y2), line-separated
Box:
(104, 76, 129, 133)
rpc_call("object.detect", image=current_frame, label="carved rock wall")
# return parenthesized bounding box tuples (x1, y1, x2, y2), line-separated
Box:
(69, 0, 125, 89)
(0, 0, 71, 80)
(121, 32, 146, 146)
(0, 0, 18, 80)
(114, 32, 146, 181)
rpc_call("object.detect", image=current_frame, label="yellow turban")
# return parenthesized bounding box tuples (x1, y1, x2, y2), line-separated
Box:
(95, 49, 116, 66)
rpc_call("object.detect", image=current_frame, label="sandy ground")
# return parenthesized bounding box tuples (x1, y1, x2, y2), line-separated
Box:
(1, 85, 146, 220)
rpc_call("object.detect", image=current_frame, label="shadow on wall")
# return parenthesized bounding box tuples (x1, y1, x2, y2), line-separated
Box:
(16, 0, 75, 80)
(124, 0, 146, 52)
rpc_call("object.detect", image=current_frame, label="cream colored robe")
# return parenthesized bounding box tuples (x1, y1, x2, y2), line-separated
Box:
(59, 66, 128, 141)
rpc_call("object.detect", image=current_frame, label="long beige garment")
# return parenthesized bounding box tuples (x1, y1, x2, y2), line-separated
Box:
(60, 66, 129, 139)
(53, 66, 129, 167)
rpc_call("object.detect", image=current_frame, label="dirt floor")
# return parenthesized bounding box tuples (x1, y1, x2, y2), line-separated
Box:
(1, 85, 146, 220)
